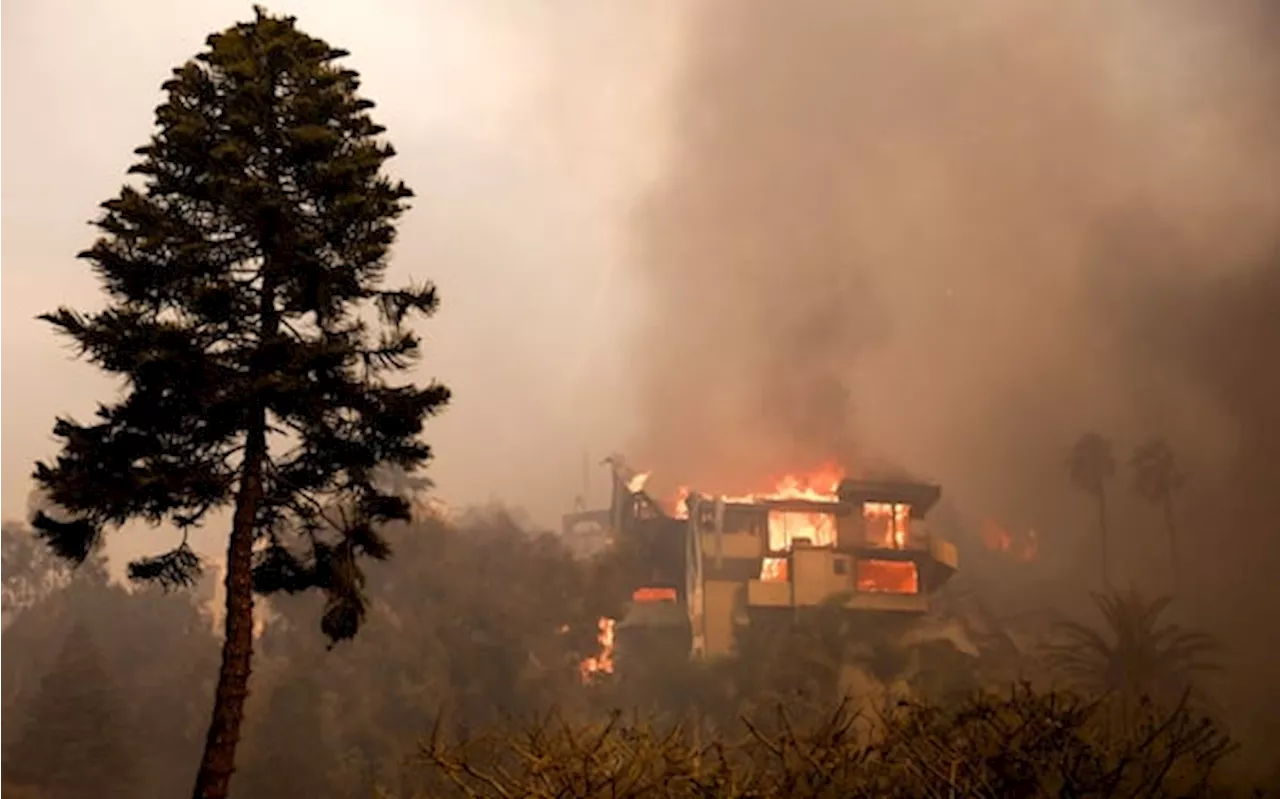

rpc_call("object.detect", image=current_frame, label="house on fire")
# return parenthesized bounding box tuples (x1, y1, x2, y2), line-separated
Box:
(562, 458, 960, 666)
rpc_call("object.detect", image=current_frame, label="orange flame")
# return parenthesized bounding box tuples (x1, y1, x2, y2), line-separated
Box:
(981, 519, 1038, 562)
(724, 462, 845, 504)
(670, 463, 845, 519)
(981, 519, 1013, 552)
(579, 617, 616, 683)
(667, 464, 847, 557)
(632, 586, 677, 603)
(668, 486, 691, 518)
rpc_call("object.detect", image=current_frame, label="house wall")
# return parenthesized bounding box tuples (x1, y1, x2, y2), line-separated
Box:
(746, 578, 791, 607)
(701, 531, 764, 561)
(791, 548, 856, 605)
(702, 579, 741, 657)
(684, 493, 958, 661)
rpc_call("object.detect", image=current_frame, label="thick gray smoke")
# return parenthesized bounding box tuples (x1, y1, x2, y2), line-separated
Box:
(625, 0, 1280, 745)
(628, 0, 1280, 507)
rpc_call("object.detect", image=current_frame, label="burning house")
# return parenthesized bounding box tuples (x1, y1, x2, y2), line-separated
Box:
(563, 458, 960, 671)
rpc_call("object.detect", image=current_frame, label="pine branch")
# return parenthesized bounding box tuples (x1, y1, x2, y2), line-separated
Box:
(127, 541, 203, 590)
(30, 512, 99, 564)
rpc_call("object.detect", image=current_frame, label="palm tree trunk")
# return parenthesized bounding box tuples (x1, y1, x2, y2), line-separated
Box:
(190, 415, 266, 799)
(1163, 493, 1179, 595)
(1098, 488, 1111, 590)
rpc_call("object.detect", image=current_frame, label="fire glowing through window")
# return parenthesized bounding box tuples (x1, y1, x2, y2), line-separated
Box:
(855, 559, 920, 594)
(760, 556, 789, 582)
(767, 510, 836, 551)
(863, 502, 910, 549)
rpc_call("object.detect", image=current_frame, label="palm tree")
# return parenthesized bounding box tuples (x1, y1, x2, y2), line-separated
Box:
(1068, 433, 1117, 589)
(1043, 588, 1221, 712)
(1130, 439, 1185, 595)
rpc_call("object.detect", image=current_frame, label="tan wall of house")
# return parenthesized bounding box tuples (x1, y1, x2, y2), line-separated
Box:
(928, 534, 958, 570)
(909, 519, 930, 542)
(701, 531, 763, 561)
(792, 548, 849, 605)
(746, 578, 791, 607)
(703, 579, 741, 657)
(836, 513, 864, 549)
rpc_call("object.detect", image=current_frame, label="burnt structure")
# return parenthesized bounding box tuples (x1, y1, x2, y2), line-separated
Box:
(562, 458, 959, 664)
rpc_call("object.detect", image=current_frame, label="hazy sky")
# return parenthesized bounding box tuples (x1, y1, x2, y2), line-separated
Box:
(4, 0, 1278, 572)
(2, 0, 684, 541)
(624, 1, 1279, 533)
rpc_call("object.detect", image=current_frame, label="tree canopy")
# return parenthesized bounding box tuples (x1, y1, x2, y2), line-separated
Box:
(31, 5, 448, 631)
(28, 7, 448, 797)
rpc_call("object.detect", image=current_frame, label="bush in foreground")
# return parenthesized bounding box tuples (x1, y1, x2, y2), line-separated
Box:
(415, 686, 1240, 798)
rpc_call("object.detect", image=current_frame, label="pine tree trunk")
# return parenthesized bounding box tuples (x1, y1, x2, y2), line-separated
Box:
(1163, 494, 1179, 596)
(1098, 488, 1111, 590)
(190, 416, 266, 799)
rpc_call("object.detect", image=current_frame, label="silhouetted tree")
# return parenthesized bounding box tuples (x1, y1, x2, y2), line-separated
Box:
(1043, 589, 1221, 713)
(28, 8, 449, 797)
(3, 622, 138, 799)
(1068, 433, 1117, 588)
(1131, 439, 1185, 595)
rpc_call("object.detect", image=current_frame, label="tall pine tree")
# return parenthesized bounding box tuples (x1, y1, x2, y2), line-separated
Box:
(3, 622, 139, 799)
(30, 8, 449, 798)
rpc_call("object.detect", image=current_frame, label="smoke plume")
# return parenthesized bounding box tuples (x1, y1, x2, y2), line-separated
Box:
(625, 0, 1280, 745)
(627, 0, 1280, 508)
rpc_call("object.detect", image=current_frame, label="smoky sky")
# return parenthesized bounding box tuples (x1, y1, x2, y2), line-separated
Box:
(1, 0, 681, 537)
(624, 0, 1280, 739)
(627, 0, 1280, 510)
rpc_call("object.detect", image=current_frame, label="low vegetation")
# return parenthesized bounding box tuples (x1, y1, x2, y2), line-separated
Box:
(420, 689, 1234, 798)
(2, 514, 1272, 798)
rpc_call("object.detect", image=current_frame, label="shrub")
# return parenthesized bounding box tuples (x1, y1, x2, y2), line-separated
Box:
(413, 686, 1237, 798)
